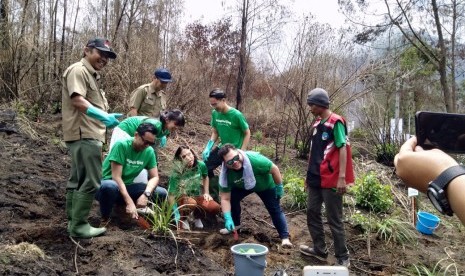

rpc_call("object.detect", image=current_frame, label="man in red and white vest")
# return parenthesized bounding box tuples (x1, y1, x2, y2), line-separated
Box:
(299, 88, 354, 268)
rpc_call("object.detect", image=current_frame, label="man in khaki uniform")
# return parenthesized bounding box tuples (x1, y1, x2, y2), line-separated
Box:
(62, 37, 122, 238)
(127, 68, 173, 117)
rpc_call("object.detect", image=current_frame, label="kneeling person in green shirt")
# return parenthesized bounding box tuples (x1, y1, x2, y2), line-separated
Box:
(217, 144, 292, 247)
(96, 122, 168, 221)
(109, 110, 185, 184)
(168, 145, 221, 230)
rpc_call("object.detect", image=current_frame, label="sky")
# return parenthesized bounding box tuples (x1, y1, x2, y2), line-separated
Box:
(180, 0, 349, 72)
(182, 0, 345, 28)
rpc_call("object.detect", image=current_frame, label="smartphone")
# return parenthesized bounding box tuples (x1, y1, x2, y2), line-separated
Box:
(415, 111, 465, 153)
(303, 266, 349, 276)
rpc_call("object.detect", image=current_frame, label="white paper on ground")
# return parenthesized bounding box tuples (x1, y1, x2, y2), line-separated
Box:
(408, 188, 419, 197)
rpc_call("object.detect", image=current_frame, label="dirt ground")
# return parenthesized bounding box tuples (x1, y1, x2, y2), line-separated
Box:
(1, 112, 465, 275)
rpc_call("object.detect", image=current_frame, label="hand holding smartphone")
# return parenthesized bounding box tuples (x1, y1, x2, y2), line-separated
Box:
(415, 111, 465, 153)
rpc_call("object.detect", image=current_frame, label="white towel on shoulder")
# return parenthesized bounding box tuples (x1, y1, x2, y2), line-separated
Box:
(219, 150, 256, 190)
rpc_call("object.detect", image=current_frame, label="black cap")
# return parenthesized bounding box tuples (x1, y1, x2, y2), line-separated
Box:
(209, 88, 226, 99)
(154, 68, 173, 83)
(86, 38, 117, 59)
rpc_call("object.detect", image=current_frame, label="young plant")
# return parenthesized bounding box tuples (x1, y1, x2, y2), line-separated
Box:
(350, 212, 375, 233)
(376, 217, 417, 245)
(352, 172, 393, 213)
(412, 258, 459, 276)
(252, 145, 274, 158)
(146, 199, 177, 235)
(252, 130, 264, 142)
(375, 143, 399, 167)
(282, 167, 307, 210)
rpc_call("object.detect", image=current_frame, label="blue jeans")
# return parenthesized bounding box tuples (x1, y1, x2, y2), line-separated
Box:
(96, 179, 168, 218)
(231, 186, 290, 239)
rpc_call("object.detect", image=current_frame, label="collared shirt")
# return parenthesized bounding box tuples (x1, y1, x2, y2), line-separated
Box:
(128, 82, 166, 117)
(62, 58, 109, 142)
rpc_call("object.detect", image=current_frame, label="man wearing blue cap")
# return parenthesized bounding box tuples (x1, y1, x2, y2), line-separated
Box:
(62, 37, 121, 238)
(127, 68, 173, 117)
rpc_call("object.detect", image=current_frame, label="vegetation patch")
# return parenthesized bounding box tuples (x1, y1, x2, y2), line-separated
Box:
(352, 172, 393, 213)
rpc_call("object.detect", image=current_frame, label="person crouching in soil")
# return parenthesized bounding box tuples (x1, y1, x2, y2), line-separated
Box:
(96, 123, 167, 222)
(217, 143, 293, 247)
(168, 145, 221, 230)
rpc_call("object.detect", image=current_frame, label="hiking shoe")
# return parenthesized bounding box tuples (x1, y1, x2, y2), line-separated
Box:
(281, 238, 293, 248)
(299, 245, 328, 261)
(180, 220, 190, 230)
(336, 257, 350, 268)
(194, 218, 204, 229)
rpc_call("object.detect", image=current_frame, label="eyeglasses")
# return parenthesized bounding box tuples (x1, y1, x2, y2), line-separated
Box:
(140, 135, 155, 146)
(225, 154, 240, 166)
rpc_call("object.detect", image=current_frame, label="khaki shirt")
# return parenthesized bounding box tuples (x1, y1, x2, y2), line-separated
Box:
(62, 58, 109, 142)
(128, 82, 166, 117)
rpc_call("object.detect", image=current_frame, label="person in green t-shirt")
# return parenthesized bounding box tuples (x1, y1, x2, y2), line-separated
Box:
(96, 122, 168, 221)
(202, 89, 251, 179)
(110, 109, 185, 151)
(109, 109, 185, 184)
(168, 145, 221, 230)
(217, 144, 292, 248)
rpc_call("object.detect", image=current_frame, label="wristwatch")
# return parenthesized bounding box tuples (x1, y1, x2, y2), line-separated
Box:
(143, 191, 152, 198)
(427, 165, 465, 216)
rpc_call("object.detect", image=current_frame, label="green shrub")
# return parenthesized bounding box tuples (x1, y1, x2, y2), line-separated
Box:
(350, 145, 361, 158)
(282, 167, 307, 210)
(252, 130, 264, 142)
(350, 127, 369, 140)
(375, 143, 398, 167)
(296, 140, 309, 157)
(350, 213, 375, 233)
(253, 145, 274, 158)
(352, 172, 393, 213)
(282, 166, 301, 184)
(285, 136, 293, 147)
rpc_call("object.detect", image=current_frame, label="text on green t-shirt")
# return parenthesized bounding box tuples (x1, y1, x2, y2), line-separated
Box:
(102, 138, 157, 185)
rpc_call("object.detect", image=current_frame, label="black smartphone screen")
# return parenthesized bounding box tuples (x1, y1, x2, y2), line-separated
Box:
(415, 111, 465, 153)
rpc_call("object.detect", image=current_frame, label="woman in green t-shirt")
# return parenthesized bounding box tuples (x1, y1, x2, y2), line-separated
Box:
(109, 109, 185, 184)
(110, 109, 185, 150)
(168, 145, 221, 230)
